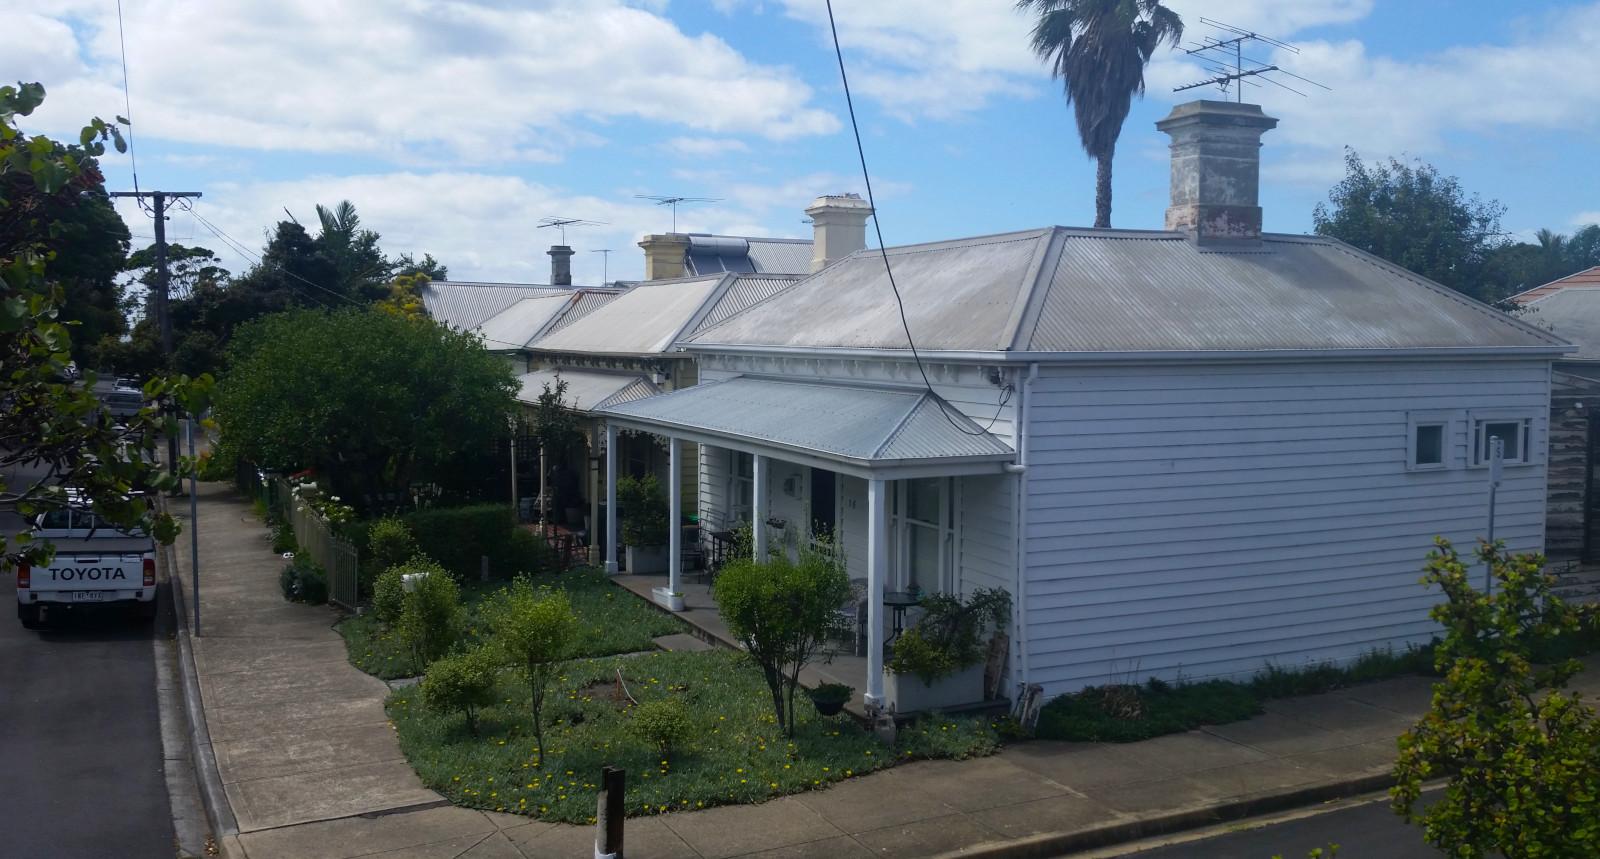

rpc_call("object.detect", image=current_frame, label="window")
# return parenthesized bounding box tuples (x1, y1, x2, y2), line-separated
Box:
(890, 478, 954, 593)
(729, 451, 754, 523)
(1407, 412, 1455, 471)
(1475, 417, 1532, 465)
(1413, 423, 1445, 467)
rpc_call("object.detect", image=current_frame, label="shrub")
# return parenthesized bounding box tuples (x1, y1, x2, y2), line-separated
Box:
(279, 555, 328, 605)
(403, 504, 518, 580)
(368, 517, 415, 571)
(713, 542, 852, 736)
(372, 562, 411, 625)
(887, 588, 1010, 685)
(420, 645, 500, 736)
(629, 698, 692, 760)
(617, 474, 669, 547)
(270, 520, 297, 555)
(1036, 678, 1261, 742)
(197, 441, 237, 482)
(397, 560, 462, 671)
(485, 581, 578, 764)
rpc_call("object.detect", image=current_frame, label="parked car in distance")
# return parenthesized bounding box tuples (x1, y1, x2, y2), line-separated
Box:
(100, 386, 145, 419)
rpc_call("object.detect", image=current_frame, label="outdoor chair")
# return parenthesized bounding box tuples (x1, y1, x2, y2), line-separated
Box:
(834, 577, 869, 657)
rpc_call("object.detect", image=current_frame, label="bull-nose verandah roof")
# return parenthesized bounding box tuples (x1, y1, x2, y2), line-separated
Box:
(597, 375, 1014, 478)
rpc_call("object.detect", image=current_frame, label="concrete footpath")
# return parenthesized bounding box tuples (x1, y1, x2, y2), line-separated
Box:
(171, 482, 1600, 859)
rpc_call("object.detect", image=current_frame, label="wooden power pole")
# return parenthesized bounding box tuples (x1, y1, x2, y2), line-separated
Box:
(109, 190, 202, 477)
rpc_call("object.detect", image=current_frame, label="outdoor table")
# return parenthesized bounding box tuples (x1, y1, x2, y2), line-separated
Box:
(705, 529, 737, 575)
(882, 591, 920, 643)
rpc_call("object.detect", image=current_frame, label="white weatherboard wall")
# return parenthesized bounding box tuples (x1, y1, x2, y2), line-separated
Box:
(1023, 359, 1552, 695)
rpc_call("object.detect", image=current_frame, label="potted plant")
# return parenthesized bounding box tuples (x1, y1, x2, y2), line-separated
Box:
(808, 682, 853, 717)
(618, 474, 670, 575)
(885, 588, 1010, 713)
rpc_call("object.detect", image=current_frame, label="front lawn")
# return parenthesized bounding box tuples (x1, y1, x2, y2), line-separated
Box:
(387, 649, 1000, 822)
(339, 568, 687, 680)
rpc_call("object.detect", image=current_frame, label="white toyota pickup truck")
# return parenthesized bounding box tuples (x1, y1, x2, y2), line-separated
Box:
(16, 501, 157, 628)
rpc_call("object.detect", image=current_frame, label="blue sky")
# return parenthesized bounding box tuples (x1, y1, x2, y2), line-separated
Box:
(11, 0, 1600, 285)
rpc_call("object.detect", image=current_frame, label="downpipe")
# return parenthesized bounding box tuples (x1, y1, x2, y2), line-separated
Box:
(1005, 363, 1038, 697)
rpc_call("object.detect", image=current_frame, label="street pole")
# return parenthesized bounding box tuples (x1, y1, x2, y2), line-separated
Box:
(1486, 437, 1504, 594)
(109, 190, 202, 480)
(187, 418, 201, 636)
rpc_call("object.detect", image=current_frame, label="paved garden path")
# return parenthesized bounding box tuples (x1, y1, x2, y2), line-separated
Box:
(175, 482, 1600, 859)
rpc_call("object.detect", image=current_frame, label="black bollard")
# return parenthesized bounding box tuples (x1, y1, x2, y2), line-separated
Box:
(596, 766, 626, 858)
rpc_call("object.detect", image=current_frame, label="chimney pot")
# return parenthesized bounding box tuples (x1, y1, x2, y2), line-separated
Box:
(805, 193, 873, 272)
(637, 234, 690, 280)
(1155, 100, 1278, 244)
(547, 245, 574, 286)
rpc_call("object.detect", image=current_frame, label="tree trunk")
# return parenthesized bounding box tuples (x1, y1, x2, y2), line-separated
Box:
(1094, 145, 1115, 229)
(763, 666, 788, 734)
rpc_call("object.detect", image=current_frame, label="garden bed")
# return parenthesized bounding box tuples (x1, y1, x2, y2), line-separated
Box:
(386, 649, 1000, 822)
(338, 568, 686, 680)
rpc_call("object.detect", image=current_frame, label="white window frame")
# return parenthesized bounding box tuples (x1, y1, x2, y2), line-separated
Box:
(1471, 413, 1536, 467)
(889, 477, 954, 594)
(1406, 411, 1454, 472)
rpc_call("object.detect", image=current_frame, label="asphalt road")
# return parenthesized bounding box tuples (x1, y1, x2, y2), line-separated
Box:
(1107, 793, 1444, 859)
(1, 458, 177, 859)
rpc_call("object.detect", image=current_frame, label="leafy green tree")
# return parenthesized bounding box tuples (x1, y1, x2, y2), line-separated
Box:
(1, 81, 211, 573)
(214, 306, 517, 507)
(485, 581, 578, 764)
(1019, 0, 1183, 228)
(1392, 538, 1600, 858)
(392, 252, 447, 281)
(312, 200, 391, 301)
(1314, 149, 1509, 300)
(713, 544, 852, 736)
(1484, 223, 1600, 299)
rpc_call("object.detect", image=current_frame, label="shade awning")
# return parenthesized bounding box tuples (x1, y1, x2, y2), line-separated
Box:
(516, 369, 659, 414)
(598, 376, 1014, 475)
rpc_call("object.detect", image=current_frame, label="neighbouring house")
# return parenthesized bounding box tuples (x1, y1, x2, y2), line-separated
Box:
(506, 207, 859, 560)
(1512, 266, 1600, 566)
(597, 100, 1571, 714)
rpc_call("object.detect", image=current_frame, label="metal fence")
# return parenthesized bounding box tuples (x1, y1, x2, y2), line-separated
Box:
(237, 461, 360, 610)
(279, 477, 360, 610)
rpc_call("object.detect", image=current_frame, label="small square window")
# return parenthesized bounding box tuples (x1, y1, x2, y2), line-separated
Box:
(1475, 417, 1531, 465)
(1413, 424, 1444, 467)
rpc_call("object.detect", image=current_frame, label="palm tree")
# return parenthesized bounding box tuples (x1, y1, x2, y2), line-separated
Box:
(1019, 0, 1183, 228)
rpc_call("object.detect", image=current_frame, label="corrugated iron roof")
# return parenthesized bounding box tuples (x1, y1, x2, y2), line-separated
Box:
(516, 368, 660, 413)
(688, 274, 803, 336)
(421, 282, 570, 331)
(530, 276, 724, 356)
(542, 289, 622, 336)
(1509, 266, 1600, 304)
(475, 294, 579, 351)
(688, 228, 1565, 355)
(745, 238, 813, 275)
(1519, 288, 1600, 359)
(600, 376, 1013, 467)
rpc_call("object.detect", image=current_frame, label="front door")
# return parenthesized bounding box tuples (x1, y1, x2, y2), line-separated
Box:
(810, 468, 836, 538)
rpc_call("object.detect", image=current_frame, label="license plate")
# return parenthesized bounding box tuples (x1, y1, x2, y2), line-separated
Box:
(71, 591, 113, 602)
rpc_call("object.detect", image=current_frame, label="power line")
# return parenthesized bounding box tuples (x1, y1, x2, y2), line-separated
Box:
(113, 0, 144, 206)
(822, 0, 1008, 435)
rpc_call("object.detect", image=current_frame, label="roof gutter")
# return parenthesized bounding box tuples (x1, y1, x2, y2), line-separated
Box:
(682, 343, 1575, 364)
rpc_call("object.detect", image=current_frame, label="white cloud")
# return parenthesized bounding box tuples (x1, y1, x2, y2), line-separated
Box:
(664, 136, 751, 157)
(1575, 212, 1600, 228)
(17, 0, 839, 163)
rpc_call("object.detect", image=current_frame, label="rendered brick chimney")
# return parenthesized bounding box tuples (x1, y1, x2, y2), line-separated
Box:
(1155, 100, 1278, 243)
(638, 234, 690, 280)
(547, 245, 574, 286)
(805, 193, 873, 272)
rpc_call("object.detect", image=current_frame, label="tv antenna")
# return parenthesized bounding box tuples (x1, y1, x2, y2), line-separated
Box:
(634, 195, 721, 232)
(591, 249, 613, 283)
(1174, 18, 1329, 102)
(536, 217, 606, 245)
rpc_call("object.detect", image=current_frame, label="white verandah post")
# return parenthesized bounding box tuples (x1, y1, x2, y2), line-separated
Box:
(865, 477, 888, 708)
(604, 422, 618, 575)
(668, 438, 682, 595)
(588, 423, 601, 563)
(752, 453, 769, 559)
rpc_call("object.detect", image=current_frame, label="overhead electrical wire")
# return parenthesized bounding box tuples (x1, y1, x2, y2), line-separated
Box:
(822, 0, 1012, 435)
(113, 0, 150, 214)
